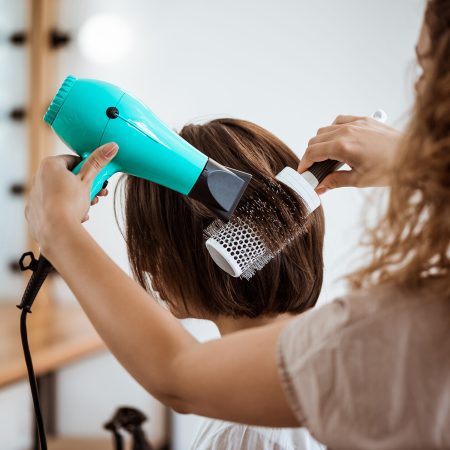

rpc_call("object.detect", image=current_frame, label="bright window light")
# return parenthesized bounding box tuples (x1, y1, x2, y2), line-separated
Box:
(78, 14, 132, 64)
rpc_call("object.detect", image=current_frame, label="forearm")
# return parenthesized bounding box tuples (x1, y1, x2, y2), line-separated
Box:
(43, 222, 196, 404)
(42, 223, 297, 426)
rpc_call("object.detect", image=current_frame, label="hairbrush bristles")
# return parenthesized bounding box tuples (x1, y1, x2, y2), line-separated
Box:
(204, 176, 308, 279)
(205, 216, 270, 280)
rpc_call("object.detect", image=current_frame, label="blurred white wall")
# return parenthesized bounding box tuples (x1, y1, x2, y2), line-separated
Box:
(0, 0, 28, 299)
(0, 0, 424, 448)
(0, 381, 33, 450)
(55, 352, 166, 445)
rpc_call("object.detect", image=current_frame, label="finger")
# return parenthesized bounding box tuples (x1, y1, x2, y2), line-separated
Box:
(91, 197, 99, 206)
(308, 129, 341, 146)
(316, 170, 357, 191)
(333, 115, 365, 125)
(82, 214, 89, 223)
(315, 187, 329, 196)
(316, 125, 341, 135)
(298, 141, 347, 173)
(51, 154, 81, 170)
(97, 188, 109, 197)
(78, 143, 119, 183)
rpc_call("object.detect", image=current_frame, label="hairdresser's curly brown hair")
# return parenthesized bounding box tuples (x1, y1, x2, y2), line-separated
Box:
(349, 0, 450, 295)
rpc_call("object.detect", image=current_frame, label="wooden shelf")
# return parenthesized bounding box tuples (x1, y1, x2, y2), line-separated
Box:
(0, 300, 105, 388)
(48, 437, 113, 450)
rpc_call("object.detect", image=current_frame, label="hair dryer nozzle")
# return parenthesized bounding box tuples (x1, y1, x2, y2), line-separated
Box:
(188, 159, 251, 221)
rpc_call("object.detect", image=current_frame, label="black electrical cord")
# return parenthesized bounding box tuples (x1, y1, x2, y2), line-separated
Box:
(20, 308, 48, 450)
(17, 253, 54, 450)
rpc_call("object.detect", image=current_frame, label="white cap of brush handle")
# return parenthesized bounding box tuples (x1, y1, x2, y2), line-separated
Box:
(206, 238, 243, 277)
(372, 109, 387, 123)
(275, 167, 321, 213)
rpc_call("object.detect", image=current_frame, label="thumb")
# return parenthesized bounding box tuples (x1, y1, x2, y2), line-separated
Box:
(78, 142, 119, 183)
(316, 170, 357, 192)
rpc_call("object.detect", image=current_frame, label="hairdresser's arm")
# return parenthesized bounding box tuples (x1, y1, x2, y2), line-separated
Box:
(299, 115, 402, 193)
(25, 144, 297, 427)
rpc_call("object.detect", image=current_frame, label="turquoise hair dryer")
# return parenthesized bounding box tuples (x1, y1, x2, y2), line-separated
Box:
(43, 75, 251, 220)
(17, 75, 252, 312)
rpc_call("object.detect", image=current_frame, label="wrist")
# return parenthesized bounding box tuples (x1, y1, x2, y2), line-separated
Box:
(40, 215, 84, 261)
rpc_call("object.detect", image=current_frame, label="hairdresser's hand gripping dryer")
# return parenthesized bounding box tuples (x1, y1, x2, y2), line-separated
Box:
(43, 75, 252, 220)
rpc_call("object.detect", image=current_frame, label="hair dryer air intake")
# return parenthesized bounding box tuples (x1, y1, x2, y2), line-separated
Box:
(44, 75, 251, 220)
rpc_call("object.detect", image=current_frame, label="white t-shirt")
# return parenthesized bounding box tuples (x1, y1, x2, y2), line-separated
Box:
(191, 417, 325, 450)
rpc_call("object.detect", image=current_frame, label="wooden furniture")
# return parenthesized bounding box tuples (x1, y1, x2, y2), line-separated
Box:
(26, 0, 59, 303)
(0, 300, 107, 449)
(47, 438, 112, 450)
(0, 301, 104, 388)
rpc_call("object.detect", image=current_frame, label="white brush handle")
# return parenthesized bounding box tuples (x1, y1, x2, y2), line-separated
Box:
(275, 167, 321, 213)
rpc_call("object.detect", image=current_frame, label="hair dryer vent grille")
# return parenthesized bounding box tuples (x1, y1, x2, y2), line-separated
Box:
(43, 75, 77, 125)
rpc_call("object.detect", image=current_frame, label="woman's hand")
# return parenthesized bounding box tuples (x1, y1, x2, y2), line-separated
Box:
(25, 142, 118, 254)
(298, 115, 402, 193)
(89, 181, 109, 214)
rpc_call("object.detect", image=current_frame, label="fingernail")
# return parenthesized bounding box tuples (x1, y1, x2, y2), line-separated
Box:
(103, 143, 118, 158)
(316, 187, 328, 195)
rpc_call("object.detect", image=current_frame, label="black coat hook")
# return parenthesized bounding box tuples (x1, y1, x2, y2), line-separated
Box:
(10, 183, 26, 196)
(9, 31, 27, 45)
(9, 260, 21, 273)
(9, 108, 26, 121)
(50, 29, 71, 49)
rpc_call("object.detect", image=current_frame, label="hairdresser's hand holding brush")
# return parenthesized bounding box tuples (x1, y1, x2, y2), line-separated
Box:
(299, 115, 402, 194)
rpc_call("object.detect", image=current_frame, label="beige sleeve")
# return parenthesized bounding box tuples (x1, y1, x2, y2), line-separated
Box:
(277, 298, 351, 428)
(277, 287, 450, 450)
(276, 295, 390, 449)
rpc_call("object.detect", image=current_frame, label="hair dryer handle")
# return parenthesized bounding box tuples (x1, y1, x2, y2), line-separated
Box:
(72, 157, 120, 200)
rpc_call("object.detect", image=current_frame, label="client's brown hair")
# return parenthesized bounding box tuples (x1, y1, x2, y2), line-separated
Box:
(122, 118, 324, 318)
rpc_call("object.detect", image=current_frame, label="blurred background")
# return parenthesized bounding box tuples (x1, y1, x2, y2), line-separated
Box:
(0, 0, 424, 449)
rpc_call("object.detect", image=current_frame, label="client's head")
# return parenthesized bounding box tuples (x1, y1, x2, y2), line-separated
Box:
(122, 118, 324, 329)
